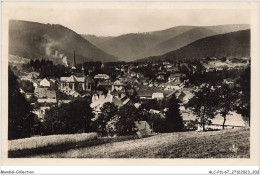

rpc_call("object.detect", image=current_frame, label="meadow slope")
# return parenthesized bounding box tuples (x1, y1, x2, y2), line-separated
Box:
(30, 128, 249, 158)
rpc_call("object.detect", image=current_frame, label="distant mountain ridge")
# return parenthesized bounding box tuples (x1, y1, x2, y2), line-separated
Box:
(9, 20, 118, 66)
(138, 30, 250, 62)
(141, 27, 217, 57)
(82, 24, 250, 62)
(82, 26, 196, 62)
(81, 35, 113, 47)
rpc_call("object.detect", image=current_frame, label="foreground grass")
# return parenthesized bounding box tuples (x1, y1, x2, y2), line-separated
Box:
(8, 133, 98, 157)
(9, 133, 98, 151)
(9, 135, 139, 158)
(29, 128, 249, 158)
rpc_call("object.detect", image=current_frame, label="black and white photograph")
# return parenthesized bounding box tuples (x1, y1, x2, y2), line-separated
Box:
(1, 1, 258, 168)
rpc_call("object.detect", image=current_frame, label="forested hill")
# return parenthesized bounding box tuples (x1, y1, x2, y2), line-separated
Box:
(83, 26, 196, 62)
(138, 30, 250, 62)
(82, 24, 249, 62)
(9, 20, 118, 66)
(141, 27, 217, 57)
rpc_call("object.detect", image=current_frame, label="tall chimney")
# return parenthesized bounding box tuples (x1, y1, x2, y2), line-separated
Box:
(71, 51, 76, 71)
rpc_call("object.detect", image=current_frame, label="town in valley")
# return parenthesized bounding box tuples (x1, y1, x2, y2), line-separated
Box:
(8, 19, 251, 158)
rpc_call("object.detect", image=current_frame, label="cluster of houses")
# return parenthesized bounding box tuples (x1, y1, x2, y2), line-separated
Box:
(16, 55, 249, 131)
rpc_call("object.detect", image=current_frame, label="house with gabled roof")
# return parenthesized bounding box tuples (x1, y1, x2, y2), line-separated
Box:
(134, 121, 153, 136)
(90, 91, 132, 114)
(110, 89, 126, 99)
(113, 80, 127, 91)
(40, 78, 51, 87)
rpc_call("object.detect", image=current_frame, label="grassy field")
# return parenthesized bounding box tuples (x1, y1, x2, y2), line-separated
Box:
(8, 133, 98, 157)
(9, 134, 140, 158)
(27, 128, 249, 158)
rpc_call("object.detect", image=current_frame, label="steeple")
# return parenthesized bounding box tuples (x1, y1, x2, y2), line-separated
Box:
(71, 51, 76, 70)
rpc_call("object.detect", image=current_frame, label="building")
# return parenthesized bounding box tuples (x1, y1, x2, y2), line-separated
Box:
(34, 87, 48, 97)
(223, 78, 235, 88)
(31, 79, 41, 88)
(162, 61, 170, 65)
(166, 67, 179, 73)
(134, 121, 153, 136)
(60, 75, 83, 92)
(152, 92, 164, 100)
(27, 72, 39, 79)
(206, 67, 216, 72)
(90, 92, 131, 114)
(39, 78, 56, 89)
(60, 75, 94, 92)
(110, 89, 126, 99)
(33, 106, 50, 121)
(58, 100, 71, 106)
(35, 87, 57, 104)
(59, 54, 95, 93)
(113, 80, 127, 91)
(94, 74, 110, 80)
(97, 80, 113, 91)
(137, 90, 153, 99)
(168, 73, 186, 82)
(40, 78, 51, 87)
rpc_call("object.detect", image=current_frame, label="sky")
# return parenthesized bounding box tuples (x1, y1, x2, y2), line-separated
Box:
(9, 6, 250, 36)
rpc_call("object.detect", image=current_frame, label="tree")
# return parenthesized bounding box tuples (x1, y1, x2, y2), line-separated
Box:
(27, 59, 68, 79)
(220, 57, 227, 62)
(96, 102, 118, 136)
(28, 94, 38, 103)
(117, 104, 139, 135)
(236, 67, 250, 126)
(165, 95, 184, 132)
(148, 113, 167, 133)
(106, 115, 121, 137)
(186, 85, 218, 132)
(18, 79, 35, 93)
(216, 84, 238, 129)
(43, 98, 94, 135)
(8, 67, 38, 140)
(142, 99, 160, 111)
